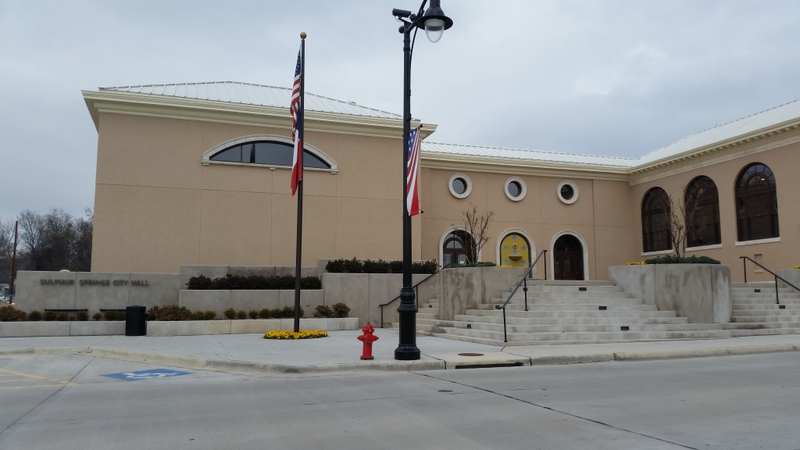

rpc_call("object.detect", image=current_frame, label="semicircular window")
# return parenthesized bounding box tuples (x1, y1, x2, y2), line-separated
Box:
(210, 141, 331, 169)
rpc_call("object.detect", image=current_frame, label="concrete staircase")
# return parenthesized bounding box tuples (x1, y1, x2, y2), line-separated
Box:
(420, 280, 732, 346)
(723, 282, 800, 337)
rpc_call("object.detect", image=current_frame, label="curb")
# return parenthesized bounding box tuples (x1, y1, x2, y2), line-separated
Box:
(6, 346, 446, 374)
(521, 342, 800, 365)
(2, 341, 799, 373)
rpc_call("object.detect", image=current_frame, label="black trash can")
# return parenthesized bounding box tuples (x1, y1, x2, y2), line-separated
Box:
(125, 305, 147, 336)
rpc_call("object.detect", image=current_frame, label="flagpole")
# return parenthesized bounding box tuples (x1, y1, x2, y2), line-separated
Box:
(293, 32, 306, 333)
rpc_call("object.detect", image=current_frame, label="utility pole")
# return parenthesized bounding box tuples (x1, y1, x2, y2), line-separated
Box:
(9, 220, 18, 300)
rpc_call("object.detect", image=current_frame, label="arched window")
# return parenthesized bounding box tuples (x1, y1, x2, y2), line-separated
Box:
(736, 163, 779, 241)
(442, 230, 474, 267)
(499, 232, 531, 268)
(685, 176, 721, 247)
(642, 187, 672, 253)
(209, 140, 331, 169)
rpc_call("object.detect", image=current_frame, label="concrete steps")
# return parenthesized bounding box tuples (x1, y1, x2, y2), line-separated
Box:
(423, 280, 727, 345)
(728, 284, 800, 337)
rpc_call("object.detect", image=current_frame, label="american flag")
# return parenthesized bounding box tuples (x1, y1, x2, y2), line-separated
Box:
(290, 47, 303, 195)
(406, 127, 422, 216)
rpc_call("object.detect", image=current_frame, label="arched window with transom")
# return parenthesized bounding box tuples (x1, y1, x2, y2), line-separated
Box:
(735, 163, 779, 242)
(685, 176, 721, 248)
(208, 140, 332, 169)
(641, 187, 672, 253)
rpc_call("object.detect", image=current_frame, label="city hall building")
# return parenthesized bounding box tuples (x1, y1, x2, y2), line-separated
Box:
(83, 81, 800, 281)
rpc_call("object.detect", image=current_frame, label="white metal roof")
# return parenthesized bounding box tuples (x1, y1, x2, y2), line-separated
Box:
(425, 98, 800, 170)
(421, 142, 637, 168)
(637, 98, 800, 166)
(99, 81, 400, 119)
(97, 81, 800, 171)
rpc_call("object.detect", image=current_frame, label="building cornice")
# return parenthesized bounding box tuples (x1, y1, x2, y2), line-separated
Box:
(82, 90, 437, 140)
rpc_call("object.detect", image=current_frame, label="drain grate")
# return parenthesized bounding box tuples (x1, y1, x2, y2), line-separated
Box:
(458, 352, 484, 357)
(755, 288, 761, 293)
(598, 305, 607, 311)
(579, 287, 587, 292)
(779, 305, 787, 309)
(620, 325, 630, 331)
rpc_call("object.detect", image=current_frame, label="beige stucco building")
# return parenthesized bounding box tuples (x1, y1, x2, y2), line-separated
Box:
(83, 82, 800, 281)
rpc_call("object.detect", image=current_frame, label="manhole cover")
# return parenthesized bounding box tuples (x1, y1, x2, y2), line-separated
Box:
(458, 352, 484, 357)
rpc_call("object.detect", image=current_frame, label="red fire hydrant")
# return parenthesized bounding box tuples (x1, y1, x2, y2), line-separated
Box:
(357, 323, 379, 360)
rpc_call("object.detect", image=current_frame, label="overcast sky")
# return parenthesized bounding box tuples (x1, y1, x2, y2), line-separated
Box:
(1, 0, 799, 221)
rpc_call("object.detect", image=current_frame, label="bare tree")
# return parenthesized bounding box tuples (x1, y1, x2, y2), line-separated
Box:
(462, 207, 494, 264)
(18, 210, 45, 269)
(666, 195, 689, 258)
(0, 220, 13, 284)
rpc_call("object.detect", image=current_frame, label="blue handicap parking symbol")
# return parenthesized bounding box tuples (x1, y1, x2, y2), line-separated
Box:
(103, 368, 191, 381)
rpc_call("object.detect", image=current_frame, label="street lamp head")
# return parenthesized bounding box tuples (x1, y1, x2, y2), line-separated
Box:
(421, 0, 453, 43)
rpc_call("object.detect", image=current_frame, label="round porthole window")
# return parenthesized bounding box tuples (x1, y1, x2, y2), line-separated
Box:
(557, 181, 579, 204)
(449, 174, 472, 199)
(504, 177, 527, 202)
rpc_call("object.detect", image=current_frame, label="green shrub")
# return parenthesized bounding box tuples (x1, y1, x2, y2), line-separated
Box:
(332, 303, 350, 318)
(203, 311, 216, 320)
(248, 310, 259, 319)
(314, 305, 333, 318)
(224, 308, 237, 319)
(28, 310, 43, 321)
(0, 305, 27, 322)
(103, 310, 126, 321)
(236, 310, 247, 320)
(147, 305, 192, 321)
(186, 275, 213, 289)
(258, 308, 272, 319)
(325, 258, 438, 274)
(646, 255, 721, 265)
(92, 312, 103, 321)
(186, 274, 323, 290)
(55, 313, 68, 321)
(77, 311, 89, 321)
(44, 311, 58, 321)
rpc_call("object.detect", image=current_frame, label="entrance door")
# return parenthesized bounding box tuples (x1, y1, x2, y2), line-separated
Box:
(442, 230, 474, 267)
(553, 234, 584, 280)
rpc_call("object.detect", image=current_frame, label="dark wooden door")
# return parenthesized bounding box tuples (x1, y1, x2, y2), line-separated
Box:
(554, 234, 584, 280)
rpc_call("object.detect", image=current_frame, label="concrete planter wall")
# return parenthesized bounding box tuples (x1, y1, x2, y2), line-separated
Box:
(609, 264, 732, 323)
(435, 267, 526, 321)
(0, 318, 358, 338)
(322, 273, 429, 326)
(778, 269, 800, 290)
(0, 321, 125, 338)
(145, 318, 359, 336)
(178, 289, 324, 315)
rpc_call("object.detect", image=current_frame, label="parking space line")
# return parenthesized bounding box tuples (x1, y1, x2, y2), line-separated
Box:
(0, 368, 65, 383)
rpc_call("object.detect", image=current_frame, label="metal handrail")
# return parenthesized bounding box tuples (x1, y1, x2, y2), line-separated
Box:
(740, 256, 800, 306)
(495, 249, 548, 343)
(378, 269, 441, 328)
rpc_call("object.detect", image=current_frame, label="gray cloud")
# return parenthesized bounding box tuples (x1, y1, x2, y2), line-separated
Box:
(1, 0, 799, 219)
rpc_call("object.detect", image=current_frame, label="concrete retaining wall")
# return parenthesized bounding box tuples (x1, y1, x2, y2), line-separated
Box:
(609, 264, 732, 323)
(0, 321, 125, 337)
(322, 273, 429, 326)
(0, 318, 358, 338)
(178, 290, 324, 315)
(14, 271, 182, 313)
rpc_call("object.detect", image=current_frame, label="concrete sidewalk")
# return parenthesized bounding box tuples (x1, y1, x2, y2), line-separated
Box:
(1, 330, 799, 374)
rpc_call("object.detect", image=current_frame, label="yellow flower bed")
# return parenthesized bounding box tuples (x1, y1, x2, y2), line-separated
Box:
(264, 329, 328, 340)
(625, 259, 647, 266)
(793, 265, 800, 270)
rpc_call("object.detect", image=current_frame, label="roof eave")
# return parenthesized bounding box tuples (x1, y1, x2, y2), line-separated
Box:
(82, 89, 438, 137)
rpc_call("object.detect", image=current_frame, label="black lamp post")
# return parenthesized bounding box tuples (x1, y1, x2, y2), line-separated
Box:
(392, 0, 453, 361)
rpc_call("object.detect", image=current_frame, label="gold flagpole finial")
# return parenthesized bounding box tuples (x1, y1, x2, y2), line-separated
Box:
(300, 32, 307, 39)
